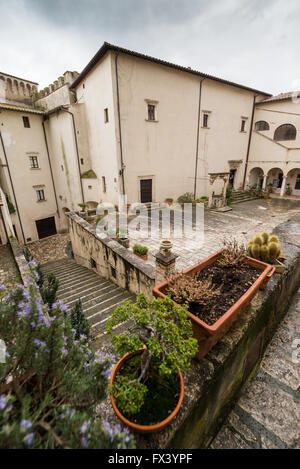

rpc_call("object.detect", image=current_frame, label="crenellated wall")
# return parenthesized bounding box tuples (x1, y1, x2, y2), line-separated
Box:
(34, 71, 79, 111)
(0, 72, 38, 105)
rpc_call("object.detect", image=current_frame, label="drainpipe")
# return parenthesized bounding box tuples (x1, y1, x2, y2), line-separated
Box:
(0, 205, 9, 244)
(243, 95, 257, 189)
(0, 131, 26, 243)
(42, 120, 60, 218)
(194, 78, 205, 198)
(59, 107, 85, 204)
(115, 53, 126, 195)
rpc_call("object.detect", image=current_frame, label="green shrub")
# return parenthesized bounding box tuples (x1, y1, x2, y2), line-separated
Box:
(133, 244, 148, 255)
(177, 192, 194, 204)
(0, 276, 134, 449)
(105, 294, 197, 417)
(70, 299, 90, 342)
(40, 273, 59, 310)
(78, 203, 88, 211)
(226, 186, 233, 205)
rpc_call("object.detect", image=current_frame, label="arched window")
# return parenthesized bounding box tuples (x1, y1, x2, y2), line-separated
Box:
(274, 124, 296, 141)
(255, 121, 269, 131)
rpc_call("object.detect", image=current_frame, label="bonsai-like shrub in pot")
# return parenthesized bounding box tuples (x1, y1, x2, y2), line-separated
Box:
(153, 239, 275, 361)
(105, 294, 198, 433)
(78, 203, 88, 218)
(133, 244, 149, 261)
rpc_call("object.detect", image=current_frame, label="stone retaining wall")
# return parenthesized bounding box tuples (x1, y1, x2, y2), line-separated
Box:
(67, 212, 156, 298)
(9, 238, 31, 284)
(26, 233, 70, 265)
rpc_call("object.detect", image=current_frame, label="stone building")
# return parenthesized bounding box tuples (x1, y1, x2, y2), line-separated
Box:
(0, 42, 299, 244)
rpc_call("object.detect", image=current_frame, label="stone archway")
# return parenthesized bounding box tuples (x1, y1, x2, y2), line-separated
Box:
(248, 167, 264, 189)
(286, 168, 300, 196)
(267, 168, 284, 194)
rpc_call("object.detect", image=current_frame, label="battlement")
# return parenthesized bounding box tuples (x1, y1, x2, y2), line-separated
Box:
(0, 72, 38, 105)
(34, 71, 79, 101)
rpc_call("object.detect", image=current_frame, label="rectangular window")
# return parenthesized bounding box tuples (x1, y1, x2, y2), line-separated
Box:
(36, 189, 45, 202)
(147, 104, 156, 121)
(23, 116, 30, 128)
(102, 176, 107, 193)
(104, 108, 109, 123)
(241, 119, 246, 132)
(295, 174, 300, 190)
(203, 113, 209, 128)
(29, 156, 39, 168)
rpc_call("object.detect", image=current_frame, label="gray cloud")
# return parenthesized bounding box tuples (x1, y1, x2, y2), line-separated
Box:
(0, 0, 299, 94)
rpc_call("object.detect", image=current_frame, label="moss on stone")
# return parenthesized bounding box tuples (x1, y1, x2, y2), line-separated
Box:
(81, 169, 97, 179)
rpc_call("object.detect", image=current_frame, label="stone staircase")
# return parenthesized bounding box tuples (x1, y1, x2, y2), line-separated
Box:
(231, 189, 259, 205)
(42, 259, 135, 339)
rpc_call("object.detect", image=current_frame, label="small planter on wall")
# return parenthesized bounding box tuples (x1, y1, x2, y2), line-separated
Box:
(133, 244, 149, 261)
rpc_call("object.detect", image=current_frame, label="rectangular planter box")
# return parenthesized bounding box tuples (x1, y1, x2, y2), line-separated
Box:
(133, 251, 148, 261)
(153, 249, 275, 361)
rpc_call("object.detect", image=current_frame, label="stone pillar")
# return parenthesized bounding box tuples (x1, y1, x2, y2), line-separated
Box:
(155, 251, 178, 285)
(280, 175, 287, 197)
(262, 175, 267, 191)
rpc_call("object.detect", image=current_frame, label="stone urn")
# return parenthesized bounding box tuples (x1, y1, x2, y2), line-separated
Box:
(160, 240, 173, 257)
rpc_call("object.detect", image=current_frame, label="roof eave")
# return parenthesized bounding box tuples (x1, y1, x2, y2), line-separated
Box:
(70, 42, 272, 97)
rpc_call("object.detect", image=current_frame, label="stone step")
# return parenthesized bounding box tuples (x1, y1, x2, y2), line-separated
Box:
(89, 295, 133, 332)
(59, 278, 110, 299)
(42, 259, 135, 338)
(65, 283, 121, 310)
(43, 263, 85, 276)
(56, 270, 99, 288)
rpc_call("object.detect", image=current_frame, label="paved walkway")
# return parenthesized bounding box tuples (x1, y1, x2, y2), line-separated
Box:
(128, 198, 300, 271)
(0, 244, 20, 286)
(210, 287, 300, 449)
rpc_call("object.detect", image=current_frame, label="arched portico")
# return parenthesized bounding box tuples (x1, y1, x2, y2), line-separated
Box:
(286, 168, 300, 196)
(248, 167, 264, 189)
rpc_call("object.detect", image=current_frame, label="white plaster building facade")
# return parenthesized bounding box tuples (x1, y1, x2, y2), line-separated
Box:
(0, 42, 299, 244)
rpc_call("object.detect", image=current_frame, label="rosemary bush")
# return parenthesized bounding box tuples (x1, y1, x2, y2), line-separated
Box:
(0, 271, 134, 449)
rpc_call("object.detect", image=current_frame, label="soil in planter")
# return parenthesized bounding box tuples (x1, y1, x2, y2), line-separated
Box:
(116, 354, 180, 426)
(170, 261, 261, 326)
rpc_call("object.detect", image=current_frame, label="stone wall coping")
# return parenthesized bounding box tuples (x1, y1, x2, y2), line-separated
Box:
(9, 238, 31, 284)
(67, 212, 156, 280)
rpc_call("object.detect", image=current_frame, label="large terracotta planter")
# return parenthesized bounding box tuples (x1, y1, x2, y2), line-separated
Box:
(109, 349, 184, 433)
(153, 249, 275, 361)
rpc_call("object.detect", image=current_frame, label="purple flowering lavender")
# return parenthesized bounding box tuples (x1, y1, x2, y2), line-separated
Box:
(0, 395, 6, 410)
(24, 433, 34, 446)
(19, 419, 32, 432)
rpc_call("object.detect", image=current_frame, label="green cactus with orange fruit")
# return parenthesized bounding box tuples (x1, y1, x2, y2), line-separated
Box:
(247, 231, 286, 264)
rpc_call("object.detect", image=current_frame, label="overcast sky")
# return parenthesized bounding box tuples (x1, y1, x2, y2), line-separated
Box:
(1, 0, 300, 95)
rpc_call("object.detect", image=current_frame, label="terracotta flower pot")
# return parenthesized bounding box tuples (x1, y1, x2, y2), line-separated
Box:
(110, 349, 184, 434)
(153, 249, 275, 361)
(133, 251, 148, 261)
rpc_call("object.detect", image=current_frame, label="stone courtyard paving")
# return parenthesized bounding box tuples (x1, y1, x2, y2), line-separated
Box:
(0, 244, 20, 286)
(210, 287, 300, 449)
(129, 198, 300, 272)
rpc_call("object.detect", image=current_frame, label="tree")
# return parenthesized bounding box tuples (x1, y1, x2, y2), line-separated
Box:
(0, 277, 135, 449)
(70, 299, 90, 342)
(40, 273, 59, 310)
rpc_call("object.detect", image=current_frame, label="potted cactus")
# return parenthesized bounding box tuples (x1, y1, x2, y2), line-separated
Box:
(247, 232, 286, 273)
(105, 295, 198, 433)
(133, 244, 149, 261)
